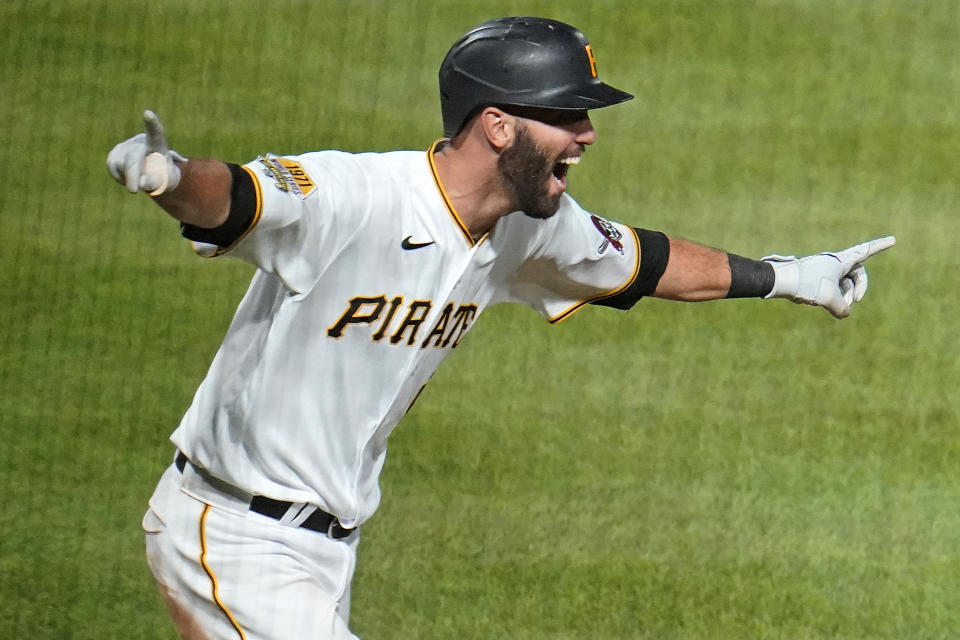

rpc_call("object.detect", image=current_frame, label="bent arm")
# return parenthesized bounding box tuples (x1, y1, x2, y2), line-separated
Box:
(152, 158, 232, 229)
(106, 111, 232, 229)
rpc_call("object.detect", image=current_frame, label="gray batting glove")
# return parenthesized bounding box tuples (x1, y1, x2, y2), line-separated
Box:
(106, 110, 187, 196)
(763, 236, 896, 319)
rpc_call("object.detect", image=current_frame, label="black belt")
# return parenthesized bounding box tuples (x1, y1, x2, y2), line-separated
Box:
(175, 451, 354, 539)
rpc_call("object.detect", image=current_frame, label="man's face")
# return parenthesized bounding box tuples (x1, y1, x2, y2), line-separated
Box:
(496, 110, 596, 219)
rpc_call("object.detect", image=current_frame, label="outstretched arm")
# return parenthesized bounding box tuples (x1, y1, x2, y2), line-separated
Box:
(653, 239, 734, 301)
(107, 110, 231, 229)
(650, 235, 896, 318)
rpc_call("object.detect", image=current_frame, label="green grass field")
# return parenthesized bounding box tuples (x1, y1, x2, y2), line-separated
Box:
(2, 1, 957, 638)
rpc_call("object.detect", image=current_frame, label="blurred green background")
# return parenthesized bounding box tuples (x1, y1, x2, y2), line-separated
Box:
(1, 0, 957, 638)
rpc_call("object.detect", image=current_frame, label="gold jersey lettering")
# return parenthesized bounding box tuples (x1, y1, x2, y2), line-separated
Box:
(327, 296, 387, 338)
(421, 303, 454, 348)
(389, 300, 433, 345)
(444, 304, 477, 348)
(328, 296, 479, 348)
(372, 296, 404, 341)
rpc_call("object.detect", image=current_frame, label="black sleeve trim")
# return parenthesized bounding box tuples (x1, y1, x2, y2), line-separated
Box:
(180, 163, 257, 248)
(592, 229, 670, 310)
(726, 253, 774, 298)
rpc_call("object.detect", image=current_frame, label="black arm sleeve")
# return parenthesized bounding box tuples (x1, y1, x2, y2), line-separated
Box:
(180, 163, 258, 248)
(592, 229, 670, 310)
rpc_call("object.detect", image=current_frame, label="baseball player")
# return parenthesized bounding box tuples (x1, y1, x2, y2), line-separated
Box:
(107, 17, 894, 640)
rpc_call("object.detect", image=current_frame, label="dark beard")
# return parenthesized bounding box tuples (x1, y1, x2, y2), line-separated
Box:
(497, 125, 562, 219)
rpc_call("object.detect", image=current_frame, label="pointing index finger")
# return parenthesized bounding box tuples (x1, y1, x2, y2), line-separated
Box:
(142, 109, 169, 154)
(839, 235, 896, 264)
(864, 235, 896, 258)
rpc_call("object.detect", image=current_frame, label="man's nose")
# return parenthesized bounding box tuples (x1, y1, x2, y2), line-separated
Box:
(573, 116, 597, 145)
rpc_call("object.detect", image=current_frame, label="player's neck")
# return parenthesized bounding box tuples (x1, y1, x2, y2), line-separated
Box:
(432, 137, 515, 240)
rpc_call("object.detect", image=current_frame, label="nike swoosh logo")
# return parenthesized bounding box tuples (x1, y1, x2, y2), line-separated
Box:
(401, 236, 435, 250)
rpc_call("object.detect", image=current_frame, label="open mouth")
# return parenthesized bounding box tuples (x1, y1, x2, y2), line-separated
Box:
(552, 155, 580, 188)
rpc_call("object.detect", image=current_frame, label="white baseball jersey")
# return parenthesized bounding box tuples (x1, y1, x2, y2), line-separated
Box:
(171, 141, 643, 527)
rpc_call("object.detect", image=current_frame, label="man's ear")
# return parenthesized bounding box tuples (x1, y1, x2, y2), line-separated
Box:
(478, 107, 515, 150)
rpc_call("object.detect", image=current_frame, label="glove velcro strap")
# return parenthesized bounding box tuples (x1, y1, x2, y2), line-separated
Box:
(763, 258, 801, 300)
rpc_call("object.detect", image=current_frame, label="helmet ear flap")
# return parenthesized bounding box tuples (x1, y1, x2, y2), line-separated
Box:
(439, 16, 633, 138)
(454, 105, 487, 137)
(440, 88, 484, 138)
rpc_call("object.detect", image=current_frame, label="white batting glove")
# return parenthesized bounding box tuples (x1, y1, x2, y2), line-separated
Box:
(106, 110, 187, 196)
(764, 236, 896, 319)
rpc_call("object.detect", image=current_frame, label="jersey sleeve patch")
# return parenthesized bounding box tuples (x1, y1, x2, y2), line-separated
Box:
(591, 229, 670, 310)
(590, 214, 625, 255)
(258, 154, 317, 200)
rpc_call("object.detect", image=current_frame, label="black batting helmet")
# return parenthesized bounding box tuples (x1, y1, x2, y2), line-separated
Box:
(438, 16, 634, 138)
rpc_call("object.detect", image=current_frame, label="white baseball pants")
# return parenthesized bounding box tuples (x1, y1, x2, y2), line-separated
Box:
(143, 463, 360, 640)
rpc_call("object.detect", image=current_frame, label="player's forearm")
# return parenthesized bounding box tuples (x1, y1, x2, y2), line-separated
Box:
(152, 158, 232, 229)
(652, 237, 733, 301)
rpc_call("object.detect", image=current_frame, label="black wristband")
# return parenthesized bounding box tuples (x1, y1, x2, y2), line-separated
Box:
(726, 253, 775, 298)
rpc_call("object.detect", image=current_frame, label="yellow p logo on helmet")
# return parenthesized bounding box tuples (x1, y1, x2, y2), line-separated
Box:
(585, 44, 598, 78)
